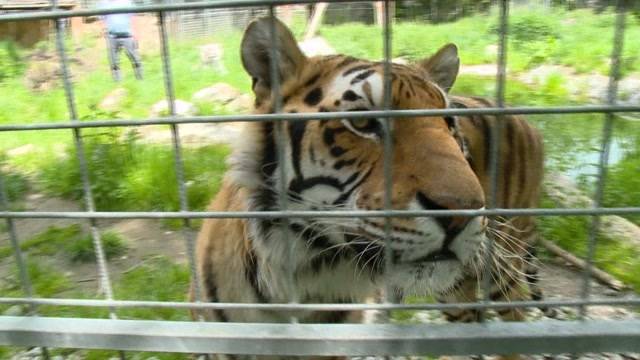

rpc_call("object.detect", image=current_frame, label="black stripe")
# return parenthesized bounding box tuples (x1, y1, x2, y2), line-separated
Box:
(323, 126, 347, 146)
(496, 308, 513, 316)
(304, 87, 323, 106)
(324, 310, 351, 323)
(202, 253, 230, 322)
(255, 122, 279, 235)
(288, 120, 307, 178)
(346, 235, 384, 276)
(480, 116, 493, 173)
(330, 146, 347, 157)
(289, 175, 344, 195)
(342, 90, 362, 102)
(245, 247, 270, 304)
(517, 120, 528, 206)
(343, 64, 372, 77)
(336, 56, 358, 69)
(415, 191, 451, 231)
(489, 276, 519, 301)
(309, 144, 316, 164)
(304, 73, 321, 88)
(350, 69, 376, 85)
(332, 167, 373, 206)
(503, 119, 513, 207)
(333, 158, 357, 170)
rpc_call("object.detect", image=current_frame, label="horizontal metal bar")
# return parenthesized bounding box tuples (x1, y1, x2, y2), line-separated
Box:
(1, 207, 639, 220)
(1, 106, 639, 132)
(0, 0, 362, 22)
(1, 316, 639, 356)
(0, 297, 639, 312)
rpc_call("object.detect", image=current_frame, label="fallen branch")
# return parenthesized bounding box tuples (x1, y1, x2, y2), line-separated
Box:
(303, 2, 328, 41)
(540, 238, 626, 291)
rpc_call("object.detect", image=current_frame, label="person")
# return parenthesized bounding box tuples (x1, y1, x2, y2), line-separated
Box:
(97, 0, 143, 81)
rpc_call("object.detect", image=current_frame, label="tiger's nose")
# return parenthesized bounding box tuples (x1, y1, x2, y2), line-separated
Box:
(415, 191, 484, 237)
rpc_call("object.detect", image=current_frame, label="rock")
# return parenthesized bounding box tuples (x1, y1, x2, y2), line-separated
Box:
(6, 144, 35, 158)
(227, 93, 254, 112)
(98, 87, 128, 112)
(192, 83, 241, 105)
(24, 60, 62, 92)
(618, 77, 640, 105)
(518, 65, 574, 86)
(459, 64, 498, 77)
(2, 305, 23, 316)
(149, 99, 197, 117)
(298, 37, 335, 57)
(199, 43, 226, 74)
(392, 57, 408, 65)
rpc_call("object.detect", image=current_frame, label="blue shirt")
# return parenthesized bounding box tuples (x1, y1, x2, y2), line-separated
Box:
(99, 0, 133, 35)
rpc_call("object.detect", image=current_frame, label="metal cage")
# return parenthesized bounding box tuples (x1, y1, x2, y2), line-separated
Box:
(1, 0, 640, 358)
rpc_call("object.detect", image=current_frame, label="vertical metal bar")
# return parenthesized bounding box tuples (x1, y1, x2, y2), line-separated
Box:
(52, 0, 121, 358)
(0, 170, 35, 307)
(580, 0, 626, 317)
(157, 11, 204, 321)
(381, 0, 394, 310)
(482, 0, 508, 318)
(267, 6, 298, 318)
(54, 0, 116, 308)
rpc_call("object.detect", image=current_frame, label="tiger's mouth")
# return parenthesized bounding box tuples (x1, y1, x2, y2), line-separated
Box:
(405, 249, 458, 263)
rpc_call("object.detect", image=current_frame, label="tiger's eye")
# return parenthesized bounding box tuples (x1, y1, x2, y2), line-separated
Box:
(350, 118, 371, 129)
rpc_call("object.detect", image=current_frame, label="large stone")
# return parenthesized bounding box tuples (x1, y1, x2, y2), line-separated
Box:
(23, 60, 61, 91)
(227, 93, 254, 112)
(192, 83, 241, 105)
(98, 87, 128, 112)
(199, 43, 226, 74)
(298, 37, 335, 57)
(149, 99, 197, 117)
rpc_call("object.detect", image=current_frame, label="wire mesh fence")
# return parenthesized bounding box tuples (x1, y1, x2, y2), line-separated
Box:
(1, 0, 640, 359)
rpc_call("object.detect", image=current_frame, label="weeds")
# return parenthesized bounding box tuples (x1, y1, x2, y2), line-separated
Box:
(39, 129, 229, 213)
(68, 231, 128, 263)
(0, 225, 127, 262)
(538, 196, 640, 292)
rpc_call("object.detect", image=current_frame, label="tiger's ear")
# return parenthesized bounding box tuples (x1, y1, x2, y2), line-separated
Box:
(241, 17, 307, 103)
(418, 43, 460, 92)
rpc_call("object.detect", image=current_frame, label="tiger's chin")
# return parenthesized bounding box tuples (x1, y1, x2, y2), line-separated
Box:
(385, 239, 485, 297)
(387, 260, 468, 296)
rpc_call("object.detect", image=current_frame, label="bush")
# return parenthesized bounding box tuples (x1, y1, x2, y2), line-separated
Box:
(490, 10, 559, 43)
(1, 171, 29, 204)
(0, 41, 24, 81)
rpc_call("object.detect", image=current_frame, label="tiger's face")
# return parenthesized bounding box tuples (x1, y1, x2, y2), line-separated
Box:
(233, 17, 486, 296)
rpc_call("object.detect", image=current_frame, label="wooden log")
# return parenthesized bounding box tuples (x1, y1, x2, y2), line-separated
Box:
(540, 239, 626, 291)
(303, 2, 328, 41)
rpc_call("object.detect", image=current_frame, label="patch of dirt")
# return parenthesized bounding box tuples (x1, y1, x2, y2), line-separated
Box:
(0, 192, 194, 295)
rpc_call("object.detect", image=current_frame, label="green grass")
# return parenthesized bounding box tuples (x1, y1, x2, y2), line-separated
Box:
(538, 196, 640, 292)
(0, 225, 127, 262)
(68, 231, 128, 263)
(37, 129, 229, 213)
(1, 260, 73, 299)
(319, 7, 640, 75)
(0, 161, 29, 210)
(1, 253, 191, 358)
(604, 151, 640, 226)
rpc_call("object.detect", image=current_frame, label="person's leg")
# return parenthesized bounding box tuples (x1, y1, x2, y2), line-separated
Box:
(123, 37, 143, 80)
(106, 35, 122, 81)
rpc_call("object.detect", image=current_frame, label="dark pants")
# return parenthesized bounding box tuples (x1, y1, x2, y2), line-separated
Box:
(106, 33, 143, 81)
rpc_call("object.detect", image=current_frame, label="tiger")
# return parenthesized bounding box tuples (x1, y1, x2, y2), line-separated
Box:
(191, 16, 545, 357)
